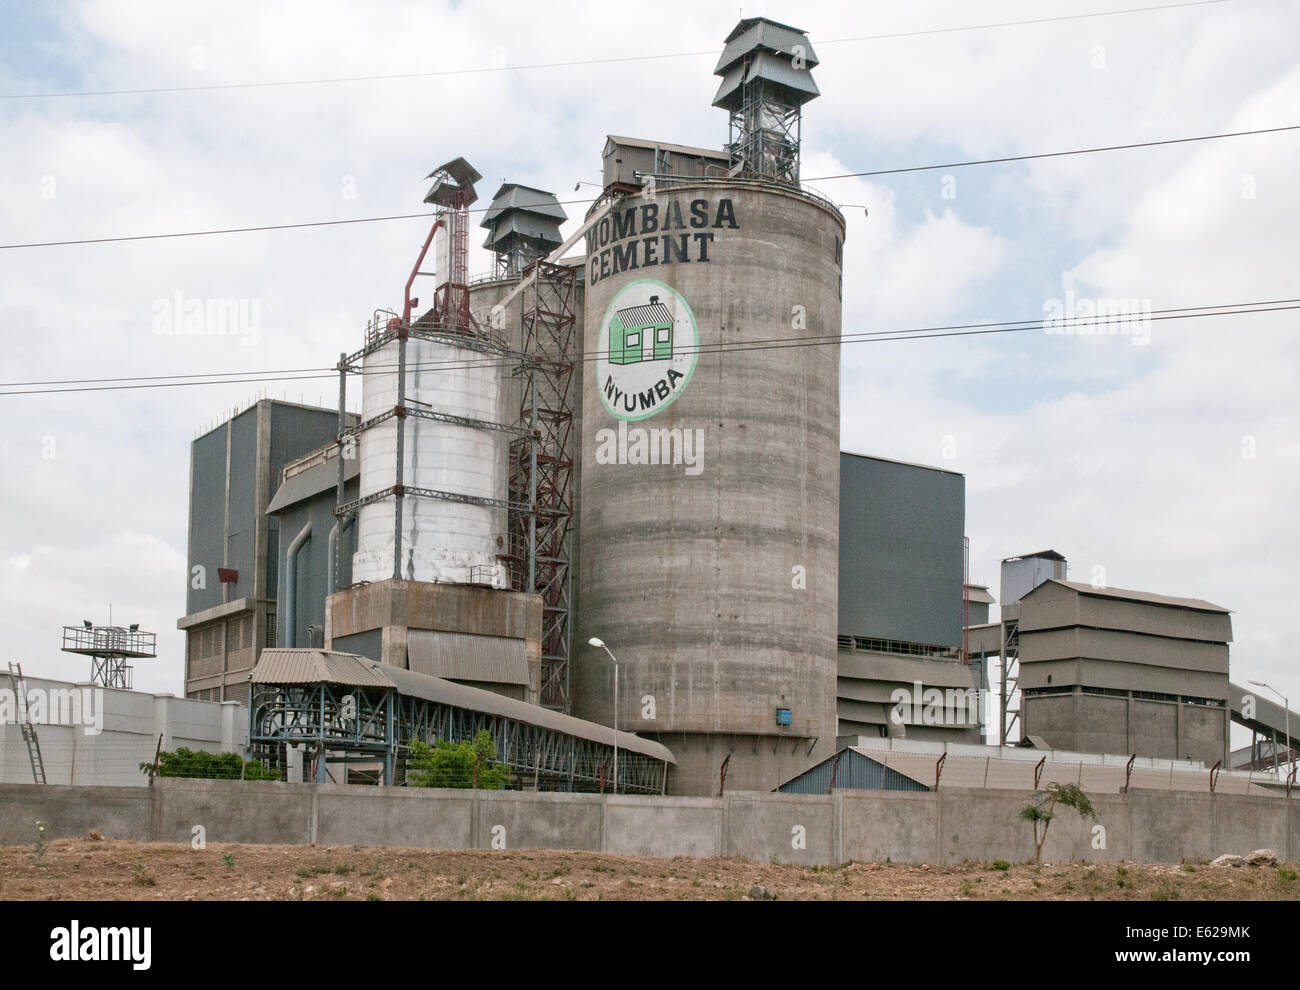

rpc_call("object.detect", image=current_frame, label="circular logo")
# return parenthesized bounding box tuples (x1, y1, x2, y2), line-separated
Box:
(596, 279, 699, 421)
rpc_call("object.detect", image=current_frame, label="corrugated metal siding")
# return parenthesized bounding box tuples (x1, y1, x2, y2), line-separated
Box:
(838, 453, 965, 648)
(227, 407, 259, 603)
(406, 630, 529, 686)
(332, 629, 381, 664)
(187, 424, 229, 615)
(779, 749, 931, 793)
(268, 404, 341, 489)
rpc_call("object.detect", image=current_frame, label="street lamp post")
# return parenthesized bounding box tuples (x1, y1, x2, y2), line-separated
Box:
(1248, 680, 1291, 778)
(589, 637, 619, 794)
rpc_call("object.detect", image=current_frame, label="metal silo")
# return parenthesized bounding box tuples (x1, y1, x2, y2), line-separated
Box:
(573, 18, 844, 795)
(350, 332, 509, 587)
(350, 158, 512, 590)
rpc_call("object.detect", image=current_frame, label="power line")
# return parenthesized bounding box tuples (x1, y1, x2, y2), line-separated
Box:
(805, 124, 1300, 181)
(818, 0, 1226, 44)
(0, 1, 1228, 101)
(2, 298, 1291, 397)
(5, 296, 1295, 389)
(2, 122, 1293, 252)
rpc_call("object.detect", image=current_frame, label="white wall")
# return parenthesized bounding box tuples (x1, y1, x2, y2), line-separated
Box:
(0, 674, 246, 786)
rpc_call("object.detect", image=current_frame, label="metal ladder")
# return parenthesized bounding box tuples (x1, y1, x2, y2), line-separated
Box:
(7, 662, 47, 784)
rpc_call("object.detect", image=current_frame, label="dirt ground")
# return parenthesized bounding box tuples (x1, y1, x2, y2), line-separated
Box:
(2, 837, 1298, 900)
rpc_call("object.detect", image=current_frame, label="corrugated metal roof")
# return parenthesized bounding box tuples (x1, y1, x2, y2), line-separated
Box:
(1002, 549, 1067, 563)
(713, 52, 820, 111)
(375, 662, 675, 764)
(604, 135, 730, 161)
(714, 17, 818, 74)
(964, 585, 996, 605)
(480, 184, 568, 225)
(853, 751, 935, 789)
(779, 749, 929, 793)
(406, 630, 528, 686)
(1228, 681, 1297, 744)
(266, 454, 359, 515)
(250, 648, 675, 764)
(613, 301, 673, 330)
(1035, 579, 1230, 614)
(803, 740, 1280, 797)
(251, 649, 395, 688)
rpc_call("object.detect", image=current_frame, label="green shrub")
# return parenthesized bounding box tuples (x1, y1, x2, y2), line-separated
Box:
(139, 747, 281, 781)
(406, 731, 512, 790)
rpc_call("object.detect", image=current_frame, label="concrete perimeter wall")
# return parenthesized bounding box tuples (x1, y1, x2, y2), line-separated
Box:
(0, 780, 1293, 866)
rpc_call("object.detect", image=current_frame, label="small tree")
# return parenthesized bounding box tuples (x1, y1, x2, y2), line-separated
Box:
(1019, 782, 1096, 864)
(407, 730, 512, 790)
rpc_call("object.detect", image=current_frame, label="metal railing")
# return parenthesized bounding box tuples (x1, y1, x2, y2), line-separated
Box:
(61, 626, 157, 657)
(583, 172, 846, 223)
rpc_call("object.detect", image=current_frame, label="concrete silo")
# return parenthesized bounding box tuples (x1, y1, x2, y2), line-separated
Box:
(572, 18, 845, 795)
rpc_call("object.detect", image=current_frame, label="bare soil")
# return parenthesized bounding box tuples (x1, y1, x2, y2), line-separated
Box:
(3, 838, 1297, 900)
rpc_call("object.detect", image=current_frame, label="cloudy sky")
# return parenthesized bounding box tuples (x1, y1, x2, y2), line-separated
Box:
(1, 0, 1296, 749)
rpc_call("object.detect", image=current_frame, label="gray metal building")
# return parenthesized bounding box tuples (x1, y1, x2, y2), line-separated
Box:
(1017, 579, 1232, 766)
(836, 454, 981, 745)
(265, 441, 360, 652)
(177, 399, 349, 703)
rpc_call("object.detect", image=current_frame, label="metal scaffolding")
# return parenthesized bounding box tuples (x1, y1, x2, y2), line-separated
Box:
(332, 310, 530, 584)
(1000, 618, 1021, 744)
(508, 260, 577, 712)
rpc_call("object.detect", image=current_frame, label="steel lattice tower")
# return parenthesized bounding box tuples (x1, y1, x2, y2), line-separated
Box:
(509, 260, 576, 711)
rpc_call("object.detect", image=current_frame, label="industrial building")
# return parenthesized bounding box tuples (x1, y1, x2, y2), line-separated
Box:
(177, 399, 350, 703)
(164, 16, 1294, 798)
(967, 551, 1296, 775)
(836, 454, 981, 746)
(1015, 579, 1232, 766)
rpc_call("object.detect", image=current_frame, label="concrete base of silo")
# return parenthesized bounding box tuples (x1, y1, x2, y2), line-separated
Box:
(325, 578, 543, 705)
(643, 732, 830, 796)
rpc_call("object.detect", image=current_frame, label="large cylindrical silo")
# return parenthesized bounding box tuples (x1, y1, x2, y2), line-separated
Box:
(573, 182, 845, 795)
(351, 332, 510, 587)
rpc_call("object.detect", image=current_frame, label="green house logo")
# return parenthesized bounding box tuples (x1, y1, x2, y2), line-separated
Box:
(610, 295, 674, 365)
(597, 280, 698, 421)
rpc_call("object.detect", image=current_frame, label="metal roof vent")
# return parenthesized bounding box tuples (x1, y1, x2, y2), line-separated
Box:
(712, 17, 819, 184)
(423, 156, 482, 208)
(480, 183, 567, 278)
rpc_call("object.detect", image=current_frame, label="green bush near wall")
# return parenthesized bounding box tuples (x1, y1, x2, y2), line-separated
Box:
(139, 747, 281, 781)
